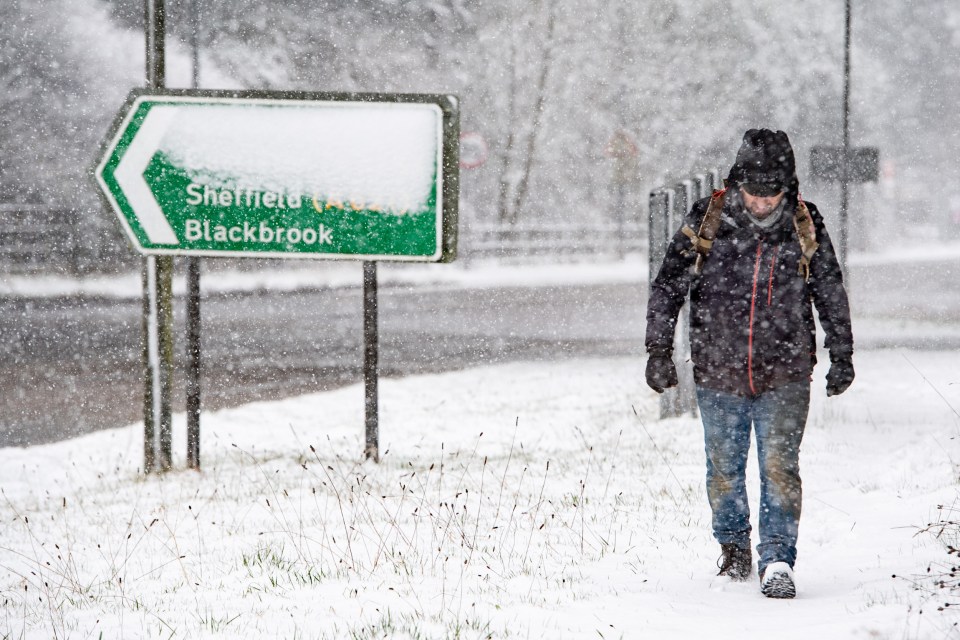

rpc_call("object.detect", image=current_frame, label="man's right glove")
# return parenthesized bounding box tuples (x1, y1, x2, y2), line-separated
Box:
(826, 353, 855, 396)
(645, 348, 678, 394)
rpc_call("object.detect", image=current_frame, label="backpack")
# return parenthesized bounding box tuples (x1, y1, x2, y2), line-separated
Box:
(680, 187, 819, 281)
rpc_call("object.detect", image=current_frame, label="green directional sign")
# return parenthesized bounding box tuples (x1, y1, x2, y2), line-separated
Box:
(95, 89, 459, 261)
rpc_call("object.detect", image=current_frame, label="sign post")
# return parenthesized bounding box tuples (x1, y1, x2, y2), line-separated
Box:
(143, 0, 173, 473)
(363, 261, 379, 461)
(95, 89, 460, 468)
(186, 0, 202, 471)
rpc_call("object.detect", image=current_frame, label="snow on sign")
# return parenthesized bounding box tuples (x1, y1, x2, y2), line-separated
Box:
(95, 89, 460, 262)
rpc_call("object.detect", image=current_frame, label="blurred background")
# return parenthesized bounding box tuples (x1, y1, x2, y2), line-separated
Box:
(2, 0, 959, 272)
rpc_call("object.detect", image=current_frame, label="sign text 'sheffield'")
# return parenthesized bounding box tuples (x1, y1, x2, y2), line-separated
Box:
(185, 183, 302, 209)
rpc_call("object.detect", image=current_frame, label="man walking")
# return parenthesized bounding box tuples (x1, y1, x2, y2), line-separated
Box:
(644, 129, 854, 598)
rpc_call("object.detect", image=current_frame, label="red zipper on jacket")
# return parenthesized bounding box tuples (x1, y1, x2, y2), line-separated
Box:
(748, 242, 764, 394)
(748, 243, 780, 393)
(767, 245, 779, 306)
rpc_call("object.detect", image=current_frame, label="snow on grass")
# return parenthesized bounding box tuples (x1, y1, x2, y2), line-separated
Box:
(1, 350, 958, 639)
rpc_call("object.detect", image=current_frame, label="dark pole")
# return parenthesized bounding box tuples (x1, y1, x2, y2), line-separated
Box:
(185, 0, 202, 470)
(141, 261, 155, 473)
(617, 0, 632, 261)
(839, 0, 852, 276)
(363, 261, 380, 462)
(190, 0, 200, 87)
(185, 260, 201, 469)
(144, 0, 174, 472)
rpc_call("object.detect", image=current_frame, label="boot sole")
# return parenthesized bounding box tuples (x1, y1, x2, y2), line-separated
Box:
(761, 572, 796, 599)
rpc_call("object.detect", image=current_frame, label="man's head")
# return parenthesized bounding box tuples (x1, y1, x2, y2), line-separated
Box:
(728, 129, 798, 214)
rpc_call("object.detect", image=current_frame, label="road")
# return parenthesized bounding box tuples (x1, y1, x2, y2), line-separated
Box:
(2, 256, 957, 448)
(0, 281, 644, 447)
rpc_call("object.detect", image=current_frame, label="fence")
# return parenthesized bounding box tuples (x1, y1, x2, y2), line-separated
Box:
(0, 203, 136, 275)
(647, 168, 722, 419)
(0, 204, 80, 274)
(461, 221, 646, 262)
(1, 194, 674, 273)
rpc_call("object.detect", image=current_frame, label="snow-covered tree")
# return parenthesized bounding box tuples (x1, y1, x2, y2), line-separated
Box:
(3, 0, 958, 267)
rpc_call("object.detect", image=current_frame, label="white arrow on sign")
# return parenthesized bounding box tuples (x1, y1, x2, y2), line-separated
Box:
(113, 106, 180, 245)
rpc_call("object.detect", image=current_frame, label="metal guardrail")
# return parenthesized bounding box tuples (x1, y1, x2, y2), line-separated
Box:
(462, 221, 646, 261)
(0, 204, 80, 273)
(647, 168, 722, 419)
(1, 204, 648, 274)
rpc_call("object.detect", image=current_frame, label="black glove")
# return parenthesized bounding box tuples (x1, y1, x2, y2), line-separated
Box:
(826, 354, 855, 396)
(645, 349, 678, 394)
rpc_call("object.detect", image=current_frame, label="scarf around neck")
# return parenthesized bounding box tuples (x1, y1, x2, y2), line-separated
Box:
(743, 198, 786, 229)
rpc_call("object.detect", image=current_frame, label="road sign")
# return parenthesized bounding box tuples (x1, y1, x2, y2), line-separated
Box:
(95, 90, 459, 262)
(810, 145, 879, 183)
(458, 132, 488, 169)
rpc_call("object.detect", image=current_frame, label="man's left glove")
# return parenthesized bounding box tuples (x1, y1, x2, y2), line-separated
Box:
(645, 348, 678, 394)
(826, 353, 855, 396)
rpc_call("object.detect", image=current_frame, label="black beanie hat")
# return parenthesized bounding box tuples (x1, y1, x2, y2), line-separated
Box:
(727, 129, 798, 194)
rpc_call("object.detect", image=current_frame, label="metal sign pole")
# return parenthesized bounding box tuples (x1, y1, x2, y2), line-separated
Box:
(144, 0, 174, 472)
(186, 257, 201, 469)
(185, 0, 202, 470)
(141, 259, 156, 472)
(363, 261, 380, 462)
(839, 0, 852, 277)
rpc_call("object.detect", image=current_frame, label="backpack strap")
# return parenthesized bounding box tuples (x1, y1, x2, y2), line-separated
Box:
(681, 188, 727, 275)
(680, 189, 727, 275)
(680, 188, 820, 280)
(793, 195, 819, 281)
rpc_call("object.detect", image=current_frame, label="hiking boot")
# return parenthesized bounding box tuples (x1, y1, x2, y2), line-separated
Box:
(760, 562, 796, 599)
(717, 543, 752, 581)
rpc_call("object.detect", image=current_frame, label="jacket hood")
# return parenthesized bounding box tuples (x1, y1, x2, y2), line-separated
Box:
(727, 128, 799, 198)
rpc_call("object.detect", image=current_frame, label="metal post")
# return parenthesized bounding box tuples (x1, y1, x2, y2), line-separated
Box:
(647, 188, 671, 280)
(189, 0, 200, 87)
(144, 0, 174, 472)
(142, 259, 156, 473)
(659, 182, 696, 419)
(185, 0, 202, 470)
(157, 257, 174, 472)
(615, 0, 628, 261)
(186, 258, 201, 469)
(839, 0, 852, 276)
(363, 261, 380, 462)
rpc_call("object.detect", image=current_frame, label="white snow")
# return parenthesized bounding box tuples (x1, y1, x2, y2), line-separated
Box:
(760, 561, 793, 583)
(848, 240, 960, 266)
(1, 346, 958, 638)
(2, 252, 959, 638)
(157, 99, 442, 214)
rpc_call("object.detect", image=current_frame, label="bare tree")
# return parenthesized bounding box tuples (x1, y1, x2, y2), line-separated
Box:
(494, 0, 558, 224)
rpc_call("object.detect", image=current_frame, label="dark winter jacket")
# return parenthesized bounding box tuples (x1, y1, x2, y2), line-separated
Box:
(645, 190, 853, 396)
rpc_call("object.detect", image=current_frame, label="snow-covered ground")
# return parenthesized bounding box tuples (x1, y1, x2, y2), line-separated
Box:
(2, 249, 959, 637)
(1, 347, 958, 639)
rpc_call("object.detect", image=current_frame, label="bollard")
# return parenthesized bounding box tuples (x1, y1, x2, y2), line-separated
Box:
(647, 169, 721, 420)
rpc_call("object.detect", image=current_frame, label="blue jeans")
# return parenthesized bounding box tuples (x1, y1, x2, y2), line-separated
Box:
(696, 380, 810, 576)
